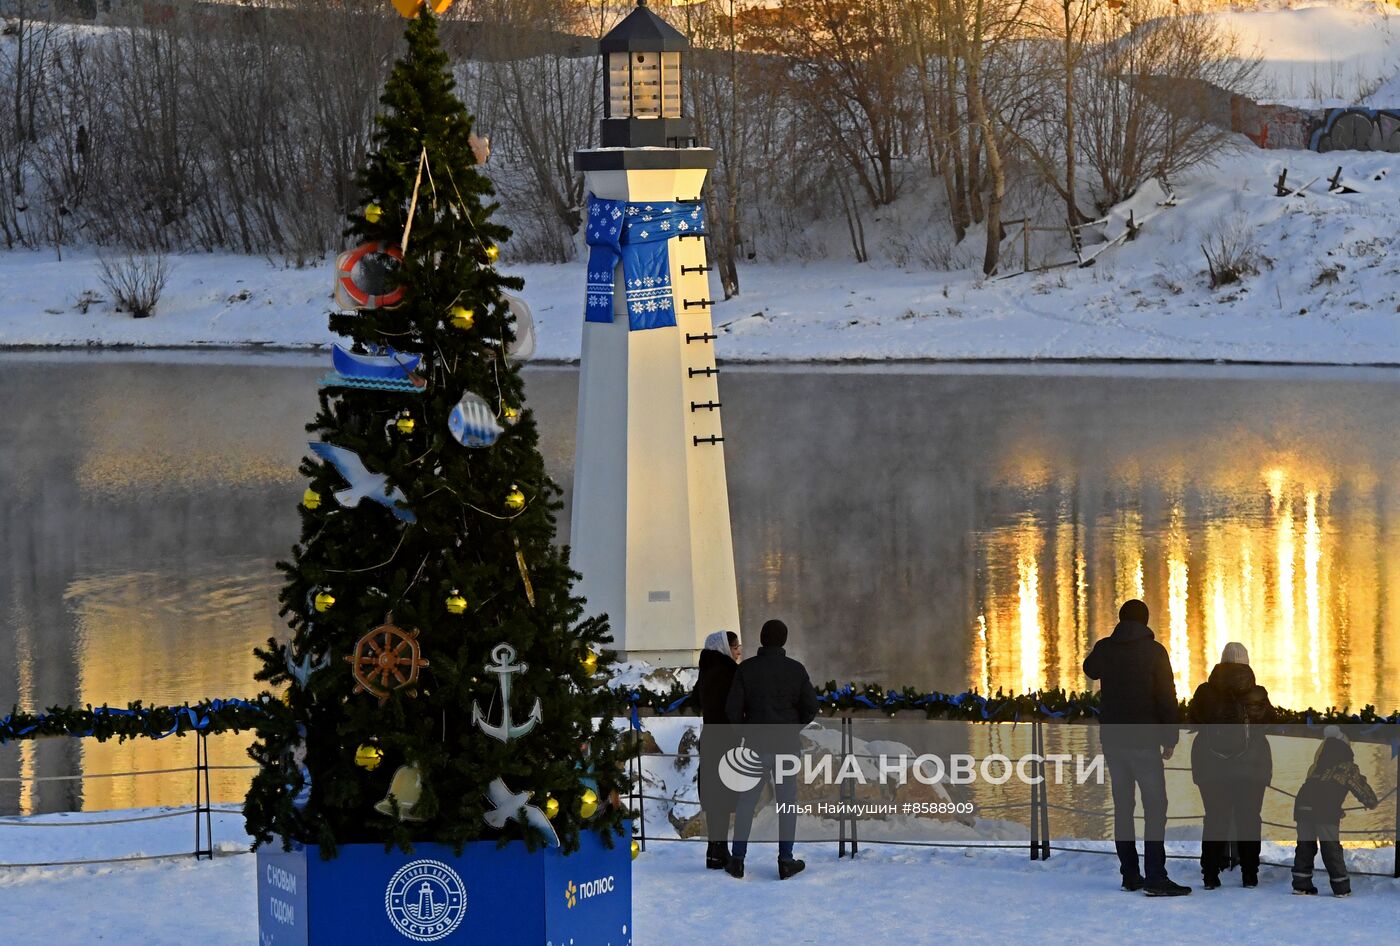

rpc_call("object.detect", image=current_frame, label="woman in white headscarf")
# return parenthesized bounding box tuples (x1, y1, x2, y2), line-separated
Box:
(1187, 642, 1274, 890)
(694, 630, 742, 870)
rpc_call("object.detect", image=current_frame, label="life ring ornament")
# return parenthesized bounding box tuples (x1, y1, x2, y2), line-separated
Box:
(335, 242, 406, 311)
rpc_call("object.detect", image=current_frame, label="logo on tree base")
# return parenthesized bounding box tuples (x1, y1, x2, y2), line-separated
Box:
(385, 860, 467, 942)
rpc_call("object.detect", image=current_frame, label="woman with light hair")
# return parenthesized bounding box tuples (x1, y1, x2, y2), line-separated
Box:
(1188, 642, 1275, 889)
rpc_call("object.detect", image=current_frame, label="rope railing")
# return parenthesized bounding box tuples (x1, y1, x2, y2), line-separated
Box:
(0, 763, 258, 784)
(0, 732, 247, 867)
(633, 717, 1400, 878)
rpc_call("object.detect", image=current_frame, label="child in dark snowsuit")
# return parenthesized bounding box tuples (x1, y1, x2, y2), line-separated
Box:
(1291, 726, 1379, 896)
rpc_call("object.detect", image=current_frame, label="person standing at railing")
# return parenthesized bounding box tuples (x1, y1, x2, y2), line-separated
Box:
(1083, 599, 1191, 897)
(694, 630, 742, 871)
(725, 619, 819, 881)
(1291, 726, 1379, 897)
(1188, 641, 1274, 890)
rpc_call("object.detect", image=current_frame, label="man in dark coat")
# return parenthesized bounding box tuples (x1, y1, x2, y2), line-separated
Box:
(1188, 641, 1274, 889)
(724, 619, 819, 880)
(1083, 599, 1189, 896)
(694, 630, 741, 870)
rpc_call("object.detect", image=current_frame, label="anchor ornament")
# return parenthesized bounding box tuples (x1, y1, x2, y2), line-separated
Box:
(471, 643, 542, 743)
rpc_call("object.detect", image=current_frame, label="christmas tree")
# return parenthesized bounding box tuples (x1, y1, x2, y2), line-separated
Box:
(243, 9, 626, 856)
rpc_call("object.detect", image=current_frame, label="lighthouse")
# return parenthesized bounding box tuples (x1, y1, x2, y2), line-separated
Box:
(571, 0, 739, 666)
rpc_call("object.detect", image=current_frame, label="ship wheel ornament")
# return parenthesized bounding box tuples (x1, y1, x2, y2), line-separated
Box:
(345, 620, 429, 705)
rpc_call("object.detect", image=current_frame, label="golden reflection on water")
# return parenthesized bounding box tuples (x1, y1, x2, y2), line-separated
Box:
(978, 467, 1398, 712)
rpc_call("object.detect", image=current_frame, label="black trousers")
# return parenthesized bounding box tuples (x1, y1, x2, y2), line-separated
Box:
(1105, 747, 1169, 884)
(1198, 779, 1266, 878)
(1293, 821, 1350, 894)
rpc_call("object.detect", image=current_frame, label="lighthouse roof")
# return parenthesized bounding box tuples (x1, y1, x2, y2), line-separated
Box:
(600, 1, 689, 54)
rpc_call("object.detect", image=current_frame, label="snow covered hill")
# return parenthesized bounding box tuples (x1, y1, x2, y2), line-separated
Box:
(1208, 1, 1400, 106)
(4, 147, 1397, 364)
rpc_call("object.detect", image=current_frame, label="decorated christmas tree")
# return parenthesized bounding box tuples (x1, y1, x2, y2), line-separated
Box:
(243, 9, 626, 857)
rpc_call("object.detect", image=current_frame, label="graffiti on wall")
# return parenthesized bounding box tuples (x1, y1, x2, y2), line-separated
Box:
(1308, 108, 1400, 153)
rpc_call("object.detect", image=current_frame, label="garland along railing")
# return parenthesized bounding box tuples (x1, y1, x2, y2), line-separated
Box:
(1, 696, 1397, 878)
(2, 686, 1397, 743)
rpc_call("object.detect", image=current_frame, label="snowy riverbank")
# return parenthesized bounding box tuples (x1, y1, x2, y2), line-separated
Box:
(0, 807, 1395, 945)
(2, 149, 1399, 365)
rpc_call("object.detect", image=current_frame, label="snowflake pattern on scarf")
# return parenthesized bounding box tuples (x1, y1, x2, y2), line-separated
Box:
(584, 194, 706, 331)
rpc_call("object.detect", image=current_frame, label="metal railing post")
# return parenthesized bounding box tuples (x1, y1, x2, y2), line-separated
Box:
(837, 716, 848, 859)
(193, 732, 212, 860)
(1038, 720, 1050, 860)
(1028, 719, 1041, 861)
(633, 711, 646, 854)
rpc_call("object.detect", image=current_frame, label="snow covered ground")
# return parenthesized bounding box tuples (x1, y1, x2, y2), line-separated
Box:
(3, 144, 1398, 365)
(0, 807, 1395, 945)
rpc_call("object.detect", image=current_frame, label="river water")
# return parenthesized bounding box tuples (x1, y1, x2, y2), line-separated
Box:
(1, 353, 1396, 814)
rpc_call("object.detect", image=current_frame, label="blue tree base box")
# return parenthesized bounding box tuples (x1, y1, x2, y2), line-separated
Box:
(257, 828, 632, 946)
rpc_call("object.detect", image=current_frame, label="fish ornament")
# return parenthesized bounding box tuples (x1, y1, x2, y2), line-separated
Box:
(447, 391, 505, 448)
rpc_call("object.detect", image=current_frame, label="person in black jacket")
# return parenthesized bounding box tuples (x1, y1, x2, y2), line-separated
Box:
(694, 630, 742, 870)
(1292, 727, 1379, 896)
(1083, 599, 1189, 896)
(1188, 641, 1274, 889)
(725, 619, 819, 881)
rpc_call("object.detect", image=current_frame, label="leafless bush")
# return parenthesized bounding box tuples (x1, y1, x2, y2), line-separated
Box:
(99, 251, 171, 318)
(1201, 214, 1258, 289)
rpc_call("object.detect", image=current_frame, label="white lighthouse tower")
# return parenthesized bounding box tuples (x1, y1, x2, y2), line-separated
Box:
(570, 1, 739, 666)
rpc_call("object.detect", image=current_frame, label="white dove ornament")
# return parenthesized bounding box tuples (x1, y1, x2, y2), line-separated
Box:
(447, 392, 505, 448)
(483, 777, 560, 848)
(308, 442, 416, 523)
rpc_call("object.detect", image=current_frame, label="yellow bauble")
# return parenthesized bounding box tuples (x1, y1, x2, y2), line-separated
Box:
(578, 788, 599, 819)
(505, 486, 525, 512)
(448, 305, 475, 330)
(544, 796, 560, 820)
(354, 743, 384, 771)
(485, 244, 500, 262)
(395, 414, 416, 435)
(314, 591, 336, 612)
(581, 651, 599, 673)
(445, 591, 468, 615)
(364, 203, 383, 223)
(631, 839, 640, 860)
(501, 405, 520, 425)
(302, 487, 322, 510)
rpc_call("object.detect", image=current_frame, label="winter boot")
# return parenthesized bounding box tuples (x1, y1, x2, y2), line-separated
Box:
(1202, 873, 1221, 890)
(1144, 878, 1192, 897)
(778, 858, 806, 880)
(1292, 885, 1318, 896)
(724, 856, 744, 879)
(1242, 871, 1258, 888)
(1121, 877, 1144, 892)
(705, 842, 729, 870)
